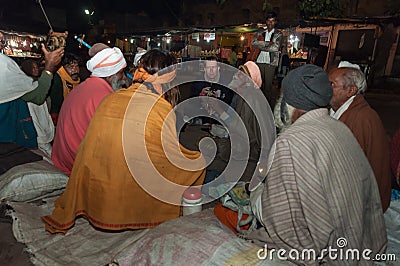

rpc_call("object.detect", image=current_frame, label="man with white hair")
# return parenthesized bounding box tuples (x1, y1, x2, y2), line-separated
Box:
(51, 47, 127, 175)
(246, 64, 386, 265)
(133, 45, 147, 67)
(329, 61, 391, 212)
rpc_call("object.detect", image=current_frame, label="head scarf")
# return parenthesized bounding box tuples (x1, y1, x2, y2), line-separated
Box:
(338, 61, 360, 70)
(133, 67, 176, 95)
(240, 61, 262, 88)
(282, 64, 332, 111)
(86, 47, 126, 77)
(0, 53, 37, 104)
(133, 67, 151, 83)
(56, 66, 80, 98)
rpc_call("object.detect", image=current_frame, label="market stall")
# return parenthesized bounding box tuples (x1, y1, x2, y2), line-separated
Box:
(0, 30, 46, 58)
(281, 26, 332, 69)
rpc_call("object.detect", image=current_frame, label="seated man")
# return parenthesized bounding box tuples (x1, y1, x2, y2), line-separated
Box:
(191, 56, 234, 106)
(205, 61, 269, 183)
(48, 53, 81, 125)
(0, 44, 63, 148)
(20, 59, 41, 81)
(42, 49, 205, 234)
(20, 58, 54, 157)
(51, 47, 127, 175)
(216, 64, 387, 264)
(329, 61, 391, 212)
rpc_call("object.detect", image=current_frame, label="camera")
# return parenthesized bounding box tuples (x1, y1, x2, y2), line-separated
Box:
(45, 31, 68, 51)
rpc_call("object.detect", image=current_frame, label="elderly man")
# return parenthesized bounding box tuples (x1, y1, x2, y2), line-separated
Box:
(329, 62, 391, 212)
(246, 64, 386, 265)
(51, 47, 127, 175)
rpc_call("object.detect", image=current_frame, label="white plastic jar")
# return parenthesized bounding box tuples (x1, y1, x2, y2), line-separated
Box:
(182, 187, 202, 216)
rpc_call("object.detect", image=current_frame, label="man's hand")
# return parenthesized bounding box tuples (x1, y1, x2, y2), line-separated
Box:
(200, 87, 216, 97)
(42, 44, 64, 73)
(199, 87, 209, 96)
(208, 97, 224, 115)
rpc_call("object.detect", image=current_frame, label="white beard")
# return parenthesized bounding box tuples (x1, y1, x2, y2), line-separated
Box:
(273, 96, 295, 134)
(110, 75, 127, 91)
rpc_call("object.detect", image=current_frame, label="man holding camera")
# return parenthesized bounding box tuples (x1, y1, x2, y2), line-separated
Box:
(0, 44, 63, 148)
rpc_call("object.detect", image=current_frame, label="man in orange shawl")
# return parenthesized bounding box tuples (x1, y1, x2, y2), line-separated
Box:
(48, 53, 81, 125)
(42, 49, 205, 234)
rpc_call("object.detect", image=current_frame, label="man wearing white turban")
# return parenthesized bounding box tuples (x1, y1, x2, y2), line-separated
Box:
(52, 47, 127, 175)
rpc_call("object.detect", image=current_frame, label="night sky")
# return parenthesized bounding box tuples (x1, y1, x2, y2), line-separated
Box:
(0, 0, 182, 33)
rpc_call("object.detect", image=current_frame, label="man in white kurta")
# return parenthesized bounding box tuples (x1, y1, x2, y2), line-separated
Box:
(247, 64, 387, 265)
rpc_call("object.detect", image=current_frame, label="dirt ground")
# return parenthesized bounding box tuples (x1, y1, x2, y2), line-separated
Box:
(0, 222, 32, 265)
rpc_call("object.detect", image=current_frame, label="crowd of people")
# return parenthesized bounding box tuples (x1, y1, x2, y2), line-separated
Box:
(42, 49, 205, 233)
(0, 11, 399, 265)
(51, 46, 128, 176)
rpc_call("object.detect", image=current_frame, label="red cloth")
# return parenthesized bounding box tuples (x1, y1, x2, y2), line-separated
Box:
(213, 203, 250, 234)
(50, 113, 59, 126)
(51, 76, 114, 175)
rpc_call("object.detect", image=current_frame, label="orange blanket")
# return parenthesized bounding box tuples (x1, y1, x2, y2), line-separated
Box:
(213, 203, 250, 234)
(42, 83, 205, 234)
